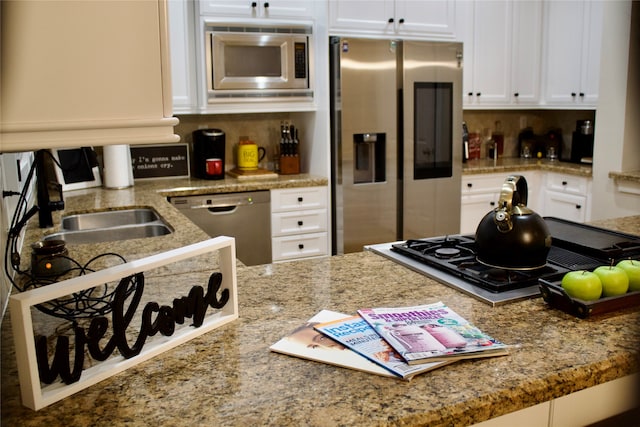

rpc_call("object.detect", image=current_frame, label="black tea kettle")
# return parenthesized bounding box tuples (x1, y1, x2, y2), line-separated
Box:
(475, 175, 551, 270)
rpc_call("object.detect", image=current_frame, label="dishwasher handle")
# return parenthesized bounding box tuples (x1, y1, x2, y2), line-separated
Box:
(190, 204, 240, 214)
(207, 205, 239, 214)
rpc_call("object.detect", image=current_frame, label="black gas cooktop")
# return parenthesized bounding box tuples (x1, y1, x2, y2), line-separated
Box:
(367, 218, 640, 306)
(390, 236, 602, 293)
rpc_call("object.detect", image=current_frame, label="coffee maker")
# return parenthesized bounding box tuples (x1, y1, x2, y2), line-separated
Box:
(570, 120, 594, 164)
(192, 129, 225, 179)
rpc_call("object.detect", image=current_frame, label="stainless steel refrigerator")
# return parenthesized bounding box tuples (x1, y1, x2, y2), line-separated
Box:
(330, 37, 463, 254)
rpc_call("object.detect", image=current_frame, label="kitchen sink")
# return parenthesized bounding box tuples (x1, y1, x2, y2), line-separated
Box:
(44, 207, 173, 244)
(61, 208, 162, 231)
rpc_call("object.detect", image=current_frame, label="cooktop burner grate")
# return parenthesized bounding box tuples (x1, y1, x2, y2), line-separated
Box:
(392, 237, 568, 293)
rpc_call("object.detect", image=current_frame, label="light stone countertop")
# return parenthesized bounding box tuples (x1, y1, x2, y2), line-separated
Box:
(2, 174, 639, 426)
(609, 170, 640, 184)
(463, 158, 593, 177)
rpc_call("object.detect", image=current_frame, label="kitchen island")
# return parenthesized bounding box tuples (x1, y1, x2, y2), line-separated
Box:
(1, 177, 639, 426)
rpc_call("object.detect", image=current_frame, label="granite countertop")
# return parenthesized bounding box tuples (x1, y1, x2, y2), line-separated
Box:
(2, 174, 639, 426)
(463, 158, 593, 177)
(609, 170, 640, 184)
(17, 173, 327, 270)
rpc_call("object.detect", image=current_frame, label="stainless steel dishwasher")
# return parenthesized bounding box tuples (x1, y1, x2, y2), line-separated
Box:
(169, 191, 271, 266)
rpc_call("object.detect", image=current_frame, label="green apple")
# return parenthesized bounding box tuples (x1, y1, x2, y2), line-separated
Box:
(561, 270, 602, 301)
(616, 260, 640, 292)
(593, 266, 629, 297)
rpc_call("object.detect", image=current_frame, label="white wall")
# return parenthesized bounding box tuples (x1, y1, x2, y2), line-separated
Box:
(591, 0, 638, 220)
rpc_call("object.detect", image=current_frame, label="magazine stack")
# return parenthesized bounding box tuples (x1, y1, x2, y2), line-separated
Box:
(271, 301, 509, 380)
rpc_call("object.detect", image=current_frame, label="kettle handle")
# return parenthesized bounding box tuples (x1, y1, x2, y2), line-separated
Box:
(498, 175, 528, 211)
(494, 175, 528, 233)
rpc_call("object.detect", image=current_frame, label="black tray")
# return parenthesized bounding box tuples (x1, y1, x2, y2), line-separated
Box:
(544, 217, 640, 261)
(539, 275, 640, 318)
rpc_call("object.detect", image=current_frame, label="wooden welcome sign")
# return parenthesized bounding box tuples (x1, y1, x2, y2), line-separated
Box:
(9, 237, 238, 410)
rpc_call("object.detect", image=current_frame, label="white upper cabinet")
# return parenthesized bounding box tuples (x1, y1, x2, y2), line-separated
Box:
(0, 0, 178, 153)
(199, 0, 315, 19)
(510, 1, 543, 106)
(169, 0, 198, 113)
(461, 0, 542, 108)
(329, 0, 457, 40)
(541, 0, 603, 107)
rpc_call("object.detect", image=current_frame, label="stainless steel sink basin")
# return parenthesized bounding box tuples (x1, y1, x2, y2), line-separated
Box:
(61, 208, 162, 231)
(44, 207, 173, 244)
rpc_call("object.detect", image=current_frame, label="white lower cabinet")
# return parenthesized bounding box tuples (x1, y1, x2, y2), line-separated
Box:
(541, 172, 591, 222)
(473, 373, 639, 427)
(271, 186, 329, 262)
(461, 170, 591, 232)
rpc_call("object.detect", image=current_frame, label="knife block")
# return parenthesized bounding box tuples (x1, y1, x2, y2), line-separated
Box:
(279, 155, 300, 175)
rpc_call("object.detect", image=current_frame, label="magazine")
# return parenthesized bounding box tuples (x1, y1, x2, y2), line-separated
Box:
(269, 310, 397, 378)
(314, 315, 453, 380)
(357, 302, 509, 364)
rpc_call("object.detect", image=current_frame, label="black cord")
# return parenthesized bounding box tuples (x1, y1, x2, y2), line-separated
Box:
(4, 151, 133, 321)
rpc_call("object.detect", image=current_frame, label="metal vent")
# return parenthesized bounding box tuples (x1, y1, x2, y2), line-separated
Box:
(206, 25, 312, 35)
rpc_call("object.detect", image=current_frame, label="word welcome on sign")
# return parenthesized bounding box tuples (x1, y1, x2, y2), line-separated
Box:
(10, 237, 238, 410)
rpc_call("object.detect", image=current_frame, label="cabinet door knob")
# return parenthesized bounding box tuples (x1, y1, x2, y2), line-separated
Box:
(579, 92, 585, 97)
(490, 201, 495, 206)
(571, 92, 576, 97)
(297, 220, 303, 226)
(562, 181, 567, 186)
(476, 92, 481, 97)
(467, 92, 473, 96)
(514, 92, 519, 97)
(297, 197, 303, 202)
(264, 2, 269, 8)
(251, 1, 257, 7)
(467, 183, 472, 188)
(298, 244, 304, 250)
(388, 17, 394, 23)
(576, 205, 582, 209)
(398, 18, 405, 24)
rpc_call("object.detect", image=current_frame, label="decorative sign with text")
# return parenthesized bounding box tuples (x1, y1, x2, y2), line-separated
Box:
(9, 237, 238, 411)
(130, 143, 190, 179)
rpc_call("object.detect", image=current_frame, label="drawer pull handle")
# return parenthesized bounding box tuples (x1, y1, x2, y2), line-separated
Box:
(297, 221, 303, 226)
(297, 197, 303, 202)
(467, 183, 472, 188)
(388, 17, 394, 23)
(576, 205, 582, 210)
(490, 202, 495, 206)
(298, 244, 304, 250)
(562, 181, 567, 186)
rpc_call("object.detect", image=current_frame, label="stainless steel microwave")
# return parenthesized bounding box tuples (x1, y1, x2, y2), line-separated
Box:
(205, 24, 312, 101)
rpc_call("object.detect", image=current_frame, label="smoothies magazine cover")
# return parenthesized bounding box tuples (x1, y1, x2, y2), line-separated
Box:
(357, 302, 509, 364)
(314, 315, 452, 380)
(269, 310, 396, 378)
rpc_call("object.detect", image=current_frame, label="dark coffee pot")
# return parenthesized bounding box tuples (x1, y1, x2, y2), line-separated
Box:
(475, 175, 551, 270)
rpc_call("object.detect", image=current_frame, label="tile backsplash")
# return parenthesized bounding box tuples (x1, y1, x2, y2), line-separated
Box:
(175, 113, 292, 173)
(463, 109, 596, 160)
(174, 109, 597, 174)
